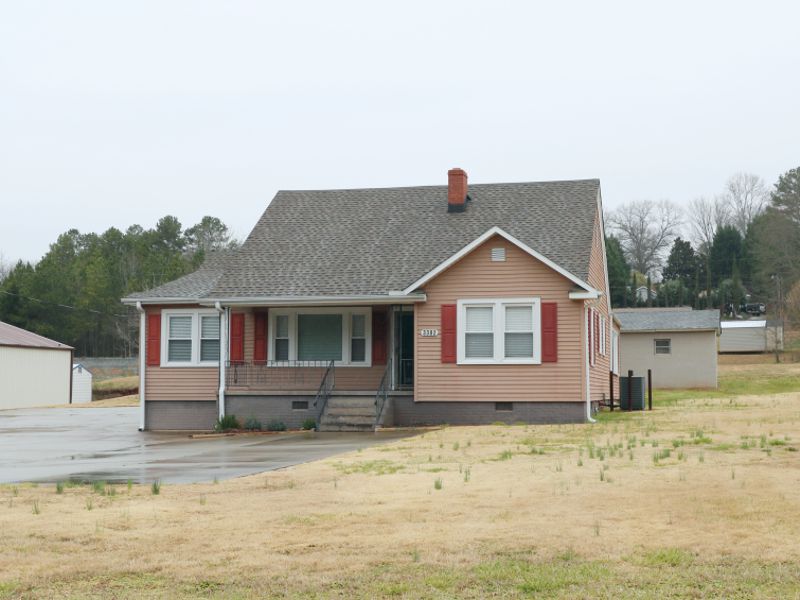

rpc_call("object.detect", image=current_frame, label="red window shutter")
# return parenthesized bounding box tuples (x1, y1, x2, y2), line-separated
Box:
(372, 310, 387, 365)
(230, 313, 245, 363)
(146, 313, 161, 366)
(441, 304, 457, 363)
(253, 312, 268, 363)
(541, 302, 558, 362)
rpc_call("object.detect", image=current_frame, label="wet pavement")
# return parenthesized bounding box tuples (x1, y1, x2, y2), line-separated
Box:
(0, 407, 417, 484)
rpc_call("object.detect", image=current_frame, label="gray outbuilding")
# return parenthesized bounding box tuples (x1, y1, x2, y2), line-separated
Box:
(614, 308, 720, 389)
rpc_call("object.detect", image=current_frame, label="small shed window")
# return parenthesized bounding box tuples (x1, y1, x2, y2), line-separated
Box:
(491, 247, 506, 262)
(654, 338, 671, 355)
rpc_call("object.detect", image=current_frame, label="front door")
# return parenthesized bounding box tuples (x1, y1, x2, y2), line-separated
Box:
(393, 307, 414, 388)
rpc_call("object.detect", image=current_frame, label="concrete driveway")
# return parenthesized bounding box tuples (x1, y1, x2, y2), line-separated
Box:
(0, 407, 416, 484)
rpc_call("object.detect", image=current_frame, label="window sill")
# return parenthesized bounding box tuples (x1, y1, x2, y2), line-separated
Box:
(457, 358, 541, 366)
(160, 362, 220, 368)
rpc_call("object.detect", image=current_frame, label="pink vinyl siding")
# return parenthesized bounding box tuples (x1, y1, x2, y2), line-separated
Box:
(414, 235, 585, 402)
(144, 306, 219, 402)
(586, 207, 613, 403)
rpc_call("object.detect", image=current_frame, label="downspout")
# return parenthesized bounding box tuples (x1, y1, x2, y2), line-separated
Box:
(135, 302, 146, 431)
(585, 304, 596, 424)
(68, 349, 74, 405)
(215, 302, 227, 420)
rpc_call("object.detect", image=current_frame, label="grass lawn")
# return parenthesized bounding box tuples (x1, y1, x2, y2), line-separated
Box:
(92, 375, 138, 402)
(2, 363, 799, 598)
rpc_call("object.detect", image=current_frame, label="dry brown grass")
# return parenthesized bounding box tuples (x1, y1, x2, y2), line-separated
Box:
(2, 372, 800, 597)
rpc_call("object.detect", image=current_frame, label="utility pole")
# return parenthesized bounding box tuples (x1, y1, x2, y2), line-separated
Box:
(773, 274, 783, 364)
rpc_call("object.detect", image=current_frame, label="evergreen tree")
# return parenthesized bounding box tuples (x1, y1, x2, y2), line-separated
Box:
(605, 235, 630, 308)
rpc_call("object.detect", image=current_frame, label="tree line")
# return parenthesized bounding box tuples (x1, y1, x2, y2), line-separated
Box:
(0, 216, 238, 356)
(606, 167, 800, 322)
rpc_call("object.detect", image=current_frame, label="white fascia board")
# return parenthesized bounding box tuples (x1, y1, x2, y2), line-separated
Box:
(121, 297, 201, 306)
(124, 293, 427, 307)
(401, 226, 598, 296)
(569, 290, 602, 300)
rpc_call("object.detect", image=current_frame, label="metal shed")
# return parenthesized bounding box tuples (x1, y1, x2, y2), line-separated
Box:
(0, 321, 73, 409)
(71, 363, 93, 404)
(719, 320, 784, 353)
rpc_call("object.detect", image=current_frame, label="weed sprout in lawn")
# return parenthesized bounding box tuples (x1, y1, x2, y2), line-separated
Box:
(55, 481, 64, 494)
(85, 497, 93, 511)
(151, 480, 161, 495)
(463, 467, 471, 483)
(32, 499, 40, 515)
(434, 478, 443, 490)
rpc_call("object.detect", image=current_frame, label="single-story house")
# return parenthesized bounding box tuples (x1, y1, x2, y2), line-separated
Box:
(123, 169, 618, 431)
(0, 321, 74, 409)
(614, 308, 720, 389)
(71, 363, 93, 404)
(719, 320, 784, 353)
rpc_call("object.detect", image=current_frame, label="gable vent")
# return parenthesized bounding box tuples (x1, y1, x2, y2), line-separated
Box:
(491, 247, 506, 262)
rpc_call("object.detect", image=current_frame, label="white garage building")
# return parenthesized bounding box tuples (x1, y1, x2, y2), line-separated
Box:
(615, 308, 720, 389)
(0, 320, 73, 409)
(719, 320, 784, 353)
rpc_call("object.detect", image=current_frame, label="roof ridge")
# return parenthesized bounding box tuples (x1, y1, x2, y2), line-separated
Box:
(277, 178, 600, 194)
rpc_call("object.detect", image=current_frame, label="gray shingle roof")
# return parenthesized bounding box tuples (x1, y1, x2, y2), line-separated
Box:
(614, 309, 720, 332)
(127, 178, 601, 301)
(123, 250, 229, 301)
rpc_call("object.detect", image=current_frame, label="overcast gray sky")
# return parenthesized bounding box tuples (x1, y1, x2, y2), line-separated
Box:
(1, 1, 798, 263)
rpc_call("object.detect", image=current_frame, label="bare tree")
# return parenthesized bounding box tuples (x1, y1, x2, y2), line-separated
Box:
(607, 200, 683, 276)
(687, 196, 730, 255)
(724, 172, 768, 235)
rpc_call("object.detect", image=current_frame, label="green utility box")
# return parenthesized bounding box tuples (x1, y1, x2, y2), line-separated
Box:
(619, 376, 645, 410)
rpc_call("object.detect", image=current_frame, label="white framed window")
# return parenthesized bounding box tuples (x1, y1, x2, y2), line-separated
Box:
(654, 338, 671, 355)
(161, 309, 220, 367)
(599, 315, 607, 356)
(268, 307, 372, 367)
(457, 298, 541, 364)
(350, 314, 367, 363)
(274, 315, 290, 361)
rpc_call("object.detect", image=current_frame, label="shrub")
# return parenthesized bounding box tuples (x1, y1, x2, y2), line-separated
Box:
(214, 415, 240, 432)
(267, 420, 287, 432)
(301, 418, 317, 431)
(243, 417, 262, 431)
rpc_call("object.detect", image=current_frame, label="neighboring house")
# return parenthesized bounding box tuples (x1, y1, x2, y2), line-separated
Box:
(123, 169, 616, 431)
(615, 308, 720, 389)
(719, 320, 783, 353)
(71, 363, 93, 404)
(0, 321, 73, 409)
(635, 286, 657, 304)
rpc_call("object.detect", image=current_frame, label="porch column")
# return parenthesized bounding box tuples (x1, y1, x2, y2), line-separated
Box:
(217, 305, 228, 420)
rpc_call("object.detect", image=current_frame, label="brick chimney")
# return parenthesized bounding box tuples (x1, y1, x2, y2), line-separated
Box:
(447, 168, 468, 213)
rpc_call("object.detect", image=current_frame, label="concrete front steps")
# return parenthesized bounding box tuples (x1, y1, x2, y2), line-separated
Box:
(319, 396, 377, 432)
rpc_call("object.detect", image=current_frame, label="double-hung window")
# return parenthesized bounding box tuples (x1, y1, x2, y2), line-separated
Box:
(457, 298, 541, 364)
(269, 308, 371, 366)
(654, 338, 671, 355)
(162, 310, 220, 366)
